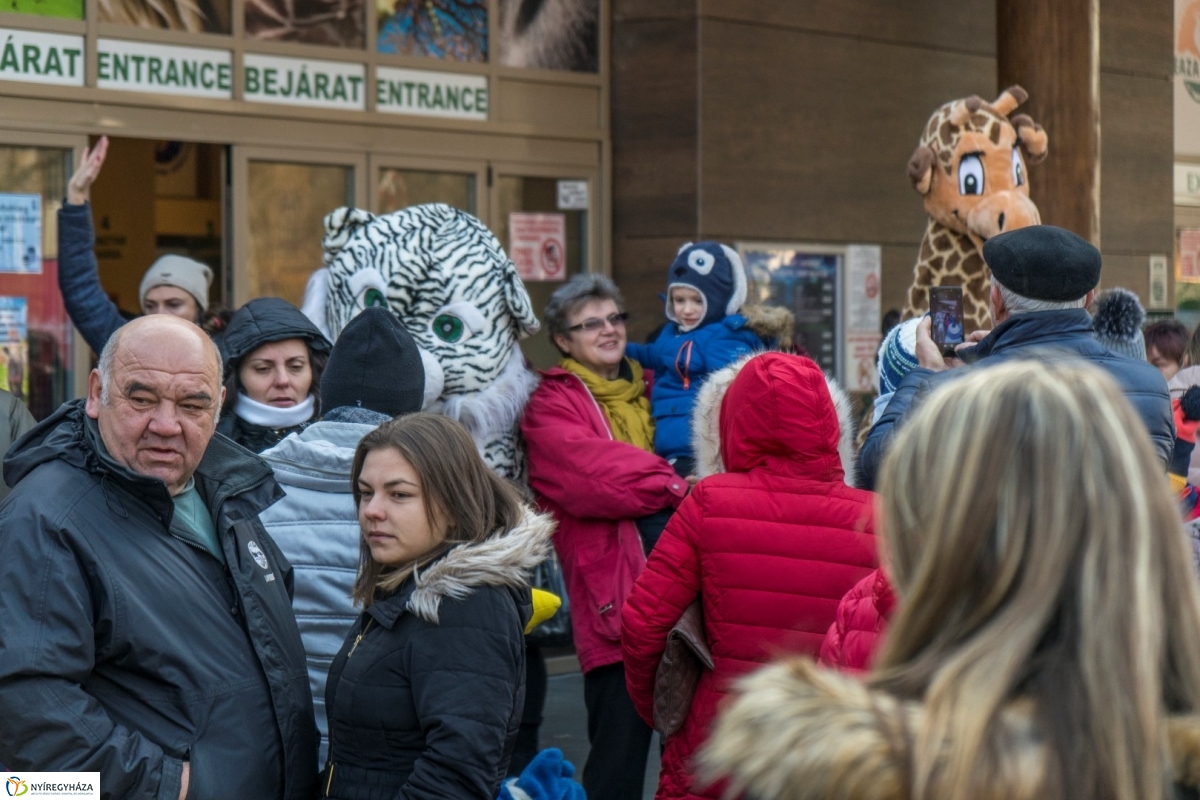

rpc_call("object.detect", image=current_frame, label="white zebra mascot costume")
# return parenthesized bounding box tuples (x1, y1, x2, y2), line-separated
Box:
(311, 203, 540, 481)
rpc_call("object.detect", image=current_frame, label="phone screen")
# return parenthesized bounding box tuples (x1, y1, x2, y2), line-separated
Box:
(929, 286, 965, 355)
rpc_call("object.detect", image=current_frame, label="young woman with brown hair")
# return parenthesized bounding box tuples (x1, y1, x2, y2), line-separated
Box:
(702, 360, 1200, 800)
(319, 413, 554, 799)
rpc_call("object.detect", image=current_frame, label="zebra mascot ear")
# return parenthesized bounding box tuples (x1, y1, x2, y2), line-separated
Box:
(501, 256, 541, 338)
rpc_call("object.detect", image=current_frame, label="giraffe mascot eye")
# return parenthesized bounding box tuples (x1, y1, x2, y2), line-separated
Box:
(1011, 146, 1025, 187)
(958, 154, 985, 196)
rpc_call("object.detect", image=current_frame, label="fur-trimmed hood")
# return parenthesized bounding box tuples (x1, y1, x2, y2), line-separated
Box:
(402, 507, 555, 625)
(700, 658, 1200, 800)
(692, 352, 858, 485)
(742, 303, 795, 350)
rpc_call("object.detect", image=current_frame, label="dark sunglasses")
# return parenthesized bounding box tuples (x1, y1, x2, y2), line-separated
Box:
(568, 312, 629, 333)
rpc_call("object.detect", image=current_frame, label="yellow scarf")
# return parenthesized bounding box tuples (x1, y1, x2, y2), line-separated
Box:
(559, 357, 655, 452)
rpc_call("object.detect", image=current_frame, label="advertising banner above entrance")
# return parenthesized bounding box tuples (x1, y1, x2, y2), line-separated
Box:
(375, 66, 488, 121)
(97, 39, 232, 99)
(0, 28, 84, 87)
(244, 54, 366, 111)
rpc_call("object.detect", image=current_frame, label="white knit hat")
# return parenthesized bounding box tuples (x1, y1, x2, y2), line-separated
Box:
(138, 255, 213, 312)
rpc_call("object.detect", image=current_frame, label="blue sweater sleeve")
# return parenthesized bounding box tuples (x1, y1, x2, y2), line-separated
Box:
(625, 340, 653, 368)
(58, 202, 126, 354)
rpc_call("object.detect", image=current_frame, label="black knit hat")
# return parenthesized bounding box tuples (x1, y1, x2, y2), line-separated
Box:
(320, 308, 425, 418)
(222, 297, 331, 370)
(983, 225, 1101, 302)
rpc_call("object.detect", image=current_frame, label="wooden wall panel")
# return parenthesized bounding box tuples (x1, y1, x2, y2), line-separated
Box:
(703, 0, 996, 55)
(613, 236, 688, 343)
(1099, 0, 1173, 76)
(697, 19, 996, 244)
(612, 18, 699, 239)
(1099, 72, 1173, 255)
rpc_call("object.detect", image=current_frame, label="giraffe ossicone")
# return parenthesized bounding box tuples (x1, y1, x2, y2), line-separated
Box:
(903, 85, 1049, 332)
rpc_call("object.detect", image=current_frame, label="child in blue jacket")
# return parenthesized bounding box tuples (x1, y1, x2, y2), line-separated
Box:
(626, 241, 767, 478)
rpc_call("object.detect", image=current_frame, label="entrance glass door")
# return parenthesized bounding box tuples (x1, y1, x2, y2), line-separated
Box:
(0, 142, 77, 420)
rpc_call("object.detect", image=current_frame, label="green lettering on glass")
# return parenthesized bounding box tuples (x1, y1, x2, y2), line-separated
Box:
(404, 81, 415, 105)
(263, 67, 277, 95)
(130, 55, 145, 82)
(181, 59, 196, 87)
(1, 37, 19, 73)
(475, 87, 487, 114)
(245, 65, 260, 94)
(95, 49, 110, 80)
(147, 56, 163, 84)
(331, 74, 347, 101)
(22, 44, 41, 75)
(114, 53, 130, 82)
(63, 48, 80, 77)
(347, 75, 362, 103)
(446, 86, 459, 110)
(314, 72, 329, 99)
(417, 83, 429, 107)
(217, 63, 231, 91)
(280, 68, 294, 97)
(164, 58, 180, 86)
(200, 61, 214, 89)
(296, 68, 312, 98)
(43, 46, 63, 77)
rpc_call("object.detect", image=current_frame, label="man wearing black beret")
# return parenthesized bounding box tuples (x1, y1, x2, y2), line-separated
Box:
(858, 225, 1173, 490)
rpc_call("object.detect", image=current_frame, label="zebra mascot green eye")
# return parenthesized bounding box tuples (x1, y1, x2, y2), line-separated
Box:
(433, 314, 465, 343)
(364, 288, 387, 308)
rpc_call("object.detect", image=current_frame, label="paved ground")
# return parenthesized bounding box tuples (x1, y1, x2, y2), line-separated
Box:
(541, 671, 661, 799)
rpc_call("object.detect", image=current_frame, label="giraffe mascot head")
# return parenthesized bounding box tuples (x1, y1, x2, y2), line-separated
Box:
(903, 85, 1049, 331)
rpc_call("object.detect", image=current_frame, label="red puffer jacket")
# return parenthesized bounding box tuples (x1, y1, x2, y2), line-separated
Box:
(522, 364, 688, 674)
(621, 353, 878, 800)
(818, 567, 896, 673)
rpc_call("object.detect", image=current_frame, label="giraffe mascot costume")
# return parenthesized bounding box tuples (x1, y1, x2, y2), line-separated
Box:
(903, 85, 1049, 331)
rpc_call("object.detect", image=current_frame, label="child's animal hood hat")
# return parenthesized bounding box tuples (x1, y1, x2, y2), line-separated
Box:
(666, 242, 748, 329)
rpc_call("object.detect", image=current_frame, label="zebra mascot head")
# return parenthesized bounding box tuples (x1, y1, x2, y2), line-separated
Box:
(317, 203, 540, 480)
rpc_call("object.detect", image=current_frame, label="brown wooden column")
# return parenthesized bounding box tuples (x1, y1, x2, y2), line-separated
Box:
(997, 0, 1100, 246)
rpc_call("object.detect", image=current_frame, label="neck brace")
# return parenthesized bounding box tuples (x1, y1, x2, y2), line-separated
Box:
(235, 393, 315, 428)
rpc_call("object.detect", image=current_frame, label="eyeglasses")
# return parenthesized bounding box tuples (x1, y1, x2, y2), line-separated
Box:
(568, 312, 629, 333)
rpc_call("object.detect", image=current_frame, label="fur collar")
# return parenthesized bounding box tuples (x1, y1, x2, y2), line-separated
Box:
(742, 304, 796, 350)
(428, 344, 540, 447)
(699, 659, 1200, 800)
(406, 507, 555, 624)
(691, 354, 858, 485)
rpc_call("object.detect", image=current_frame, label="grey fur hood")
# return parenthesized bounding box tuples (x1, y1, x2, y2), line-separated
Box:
(691, 353, 859, 485)
(404, 507, 555, 624)
(700, 658, 1200, 800)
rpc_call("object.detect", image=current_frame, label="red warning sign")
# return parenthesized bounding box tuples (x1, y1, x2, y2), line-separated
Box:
(509, 212, 567, 281)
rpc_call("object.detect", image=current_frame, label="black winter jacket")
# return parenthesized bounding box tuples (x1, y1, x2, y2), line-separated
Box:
(0, 401, 319, 800)
(320, 511, 553, 800)
(858, 309, 1174, 490)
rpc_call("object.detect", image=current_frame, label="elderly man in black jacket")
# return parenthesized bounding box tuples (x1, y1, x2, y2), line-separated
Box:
(859, 225, 1174, 490)
(0, 314, 317, 800)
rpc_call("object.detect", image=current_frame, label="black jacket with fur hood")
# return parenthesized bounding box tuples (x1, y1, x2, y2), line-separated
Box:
(700, 659, 1200, 800)
(320, 509, 553, 800)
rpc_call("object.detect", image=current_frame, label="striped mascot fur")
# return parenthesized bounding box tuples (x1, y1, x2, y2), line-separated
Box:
(306, 203, 541, 481)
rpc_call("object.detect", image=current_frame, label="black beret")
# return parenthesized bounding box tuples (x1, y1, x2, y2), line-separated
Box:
(983, 225, 1101, 302)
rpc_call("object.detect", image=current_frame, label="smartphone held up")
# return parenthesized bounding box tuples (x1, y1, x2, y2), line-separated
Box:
(929, 286, 965, 358)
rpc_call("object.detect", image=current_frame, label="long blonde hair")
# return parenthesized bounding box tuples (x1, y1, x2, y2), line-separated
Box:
(872, 360, 1200, 800)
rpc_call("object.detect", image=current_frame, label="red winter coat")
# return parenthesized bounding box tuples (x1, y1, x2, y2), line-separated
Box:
(521, 364, 688, 674)
(818, 567, 896, 673)
(621, 353, 878, 800)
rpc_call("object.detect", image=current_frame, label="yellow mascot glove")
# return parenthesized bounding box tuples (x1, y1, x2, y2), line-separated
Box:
(524, 588, 562, 635)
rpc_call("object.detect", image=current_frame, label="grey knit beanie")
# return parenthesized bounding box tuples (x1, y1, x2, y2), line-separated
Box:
(1093, 287, 1146, 360)
(139, 255, 213, 312)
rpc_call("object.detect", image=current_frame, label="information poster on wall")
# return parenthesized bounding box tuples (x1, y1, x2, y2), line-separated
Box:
(0, 193, 42, 274)
(1181, 230, 1200, 283)
(739, 243, 840, 377)
(844, 244, 882, 393)
(509, 212, 566, 281)
(0, 296, 29, 401)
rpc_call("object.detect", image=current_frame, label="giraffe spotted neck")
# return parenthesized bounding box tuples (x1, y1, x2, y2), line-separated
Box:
(904, 218, 991, 332)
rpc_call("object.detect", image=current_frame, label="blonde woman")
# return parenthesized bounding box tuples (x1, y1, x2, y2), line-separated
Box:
(702, 360, 1200, 800)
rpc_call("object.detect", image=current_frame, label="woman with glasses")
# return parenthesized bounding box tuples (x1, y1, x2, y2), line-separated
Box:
(521, 273, 689, 800)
